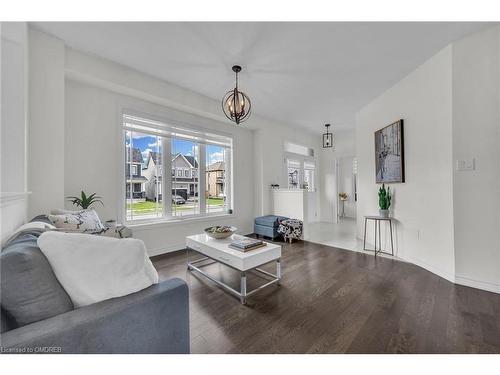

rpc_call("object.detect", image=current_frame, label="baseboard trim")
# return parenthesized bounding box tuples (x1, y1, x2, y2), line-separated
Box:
(147, 243, 185, 257)
(394, 254, 456, 284)
(455, 275, 500, 294)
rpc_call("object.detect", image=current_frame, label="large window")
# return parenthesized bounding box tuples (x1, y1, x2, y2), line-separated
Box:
(123, 114, 232, 223)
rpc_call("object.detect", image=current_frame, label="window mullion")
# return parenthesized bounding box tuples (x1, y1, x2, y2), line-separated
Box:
(199, 143, 206, 215)
(225, 147, 232, 213)
(163, 137, 172, 219)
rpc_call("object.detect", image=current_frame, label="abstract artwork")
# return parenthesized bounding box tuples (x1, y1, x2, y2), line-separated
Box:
(375, 119, 405, 183)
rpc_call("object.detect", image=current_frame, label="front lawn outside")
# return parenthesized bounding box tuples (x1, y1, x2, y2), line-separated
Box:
(126, 197, 226, 218)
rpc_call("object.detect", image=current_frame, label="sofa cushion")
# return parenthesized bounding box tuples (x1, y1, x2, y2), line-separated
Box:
(48, 209, 104, 232)
(254, 215, 288, 228)
(1, 233, 74, 328)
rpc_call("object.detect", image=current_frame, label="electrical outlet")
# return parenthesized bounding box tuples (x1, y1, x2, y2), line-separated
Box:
(456, 158, 475, 171)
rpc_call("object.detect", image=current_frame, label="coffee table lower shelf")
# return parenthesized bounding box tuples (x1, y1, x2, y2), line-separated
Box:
(187, 249, 281, 305)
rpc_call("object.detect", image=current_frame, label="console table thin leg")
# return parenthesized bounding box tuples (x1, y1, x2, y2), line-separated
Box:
(276, 259, 282, 286)
(363, 218, 367, 250)
(240, 272, 247, 305)
(389, 220, 394, 256)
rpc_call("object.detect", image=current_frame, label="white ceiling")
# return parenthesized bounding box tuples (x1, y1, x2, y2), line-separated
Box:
(33, 22, 491, 133)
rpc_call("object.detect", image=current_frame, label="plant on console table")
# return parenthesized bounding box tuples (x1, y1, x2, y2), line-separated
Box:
(378, 184, 391, 218)
(67, 191, 104, 209)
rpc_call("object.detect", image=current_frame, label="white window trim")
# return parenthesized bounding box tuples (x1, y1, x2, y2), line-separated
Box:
(120, 110, 234, 225)
(284, 151, 317, 192)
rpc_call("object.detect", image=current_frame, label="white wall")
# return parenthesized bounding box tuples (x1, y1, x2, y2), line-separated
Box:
(1, 22, 29, 245)
(65, 79, 255, 255)
(356, 46, 456, 281)
(356, 25, 500, 293)
(27, 28, 65, 218)
(318, 130, 356, 223)
(452, 26, 500, 293)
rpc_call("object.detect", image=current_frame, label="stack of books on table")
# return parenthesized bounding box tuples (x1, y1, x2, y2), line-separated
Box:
(229, 238, 267, 252)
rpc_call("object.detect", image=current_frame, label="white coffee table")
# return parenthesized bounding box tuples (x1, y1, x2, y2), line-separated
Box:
(186, 233, 282, 304)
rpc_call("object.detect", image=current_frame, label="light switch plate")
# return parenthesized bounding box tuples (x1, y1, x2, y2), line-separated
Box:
(456, 158, 475, 171)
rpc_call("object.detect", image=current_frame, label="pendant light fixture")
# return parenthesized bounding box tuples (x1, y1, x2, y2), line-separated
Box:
(323, 124, 334, 148)
(222, 65, 251, 125)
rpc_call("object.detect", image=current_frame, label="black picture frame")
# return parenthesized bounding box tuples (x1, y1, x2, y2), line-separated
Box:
(374, 119, 405, 183)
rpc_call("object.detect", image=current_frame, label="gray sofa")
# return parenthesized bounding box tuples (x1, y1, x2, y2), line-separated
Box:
(0, 216, 190, 354)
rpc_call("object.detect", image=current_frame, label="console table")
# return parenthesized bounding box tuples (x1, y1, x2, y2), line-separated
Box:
(363, 216, 394, 257)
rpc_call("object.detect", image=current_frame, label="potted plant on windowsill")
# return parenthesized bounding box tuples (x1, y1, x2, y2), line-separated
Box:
(378, 184, 391, 218)
(67, 191, 104, 209)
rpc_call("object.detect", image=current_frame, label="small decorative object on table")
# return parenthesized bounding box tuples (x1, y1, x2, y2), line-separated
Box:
(378, 183, 391, 218)
(204, 225, 237, 239)
(229, 238, 266, 252)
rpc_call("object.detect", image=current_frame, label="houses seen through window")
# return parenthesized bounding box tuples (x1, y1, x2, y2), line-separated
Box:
(206, 145, 228, 214)
(123, 114, 232, 222)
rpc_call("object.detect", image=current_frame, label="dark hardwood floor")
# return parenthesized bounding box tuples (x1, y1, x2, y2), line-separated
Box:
(152, 238, 500, 354)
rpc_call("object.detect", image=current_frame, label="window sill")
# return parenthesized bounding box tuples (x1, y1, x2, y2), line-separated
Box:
(126, 212, 236, 229)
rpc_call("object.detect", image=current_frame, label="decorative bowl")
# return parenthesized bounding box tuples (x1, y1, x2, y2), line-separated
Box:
(204, 226, 237, 239)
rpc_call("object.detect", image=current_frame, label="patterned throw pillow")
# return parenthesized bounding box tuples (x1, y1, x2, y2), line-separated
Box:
(48, 209, 105, 232)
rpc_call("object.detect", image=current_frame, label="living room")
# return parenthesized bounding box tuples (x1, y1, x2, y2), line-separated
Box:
(1, 0, 500, 373)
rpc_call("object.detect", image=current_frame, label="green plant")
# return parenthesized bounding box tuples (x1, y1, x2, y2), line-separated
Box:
(67, 191, 103, 209)
(378, 184, 391, 210)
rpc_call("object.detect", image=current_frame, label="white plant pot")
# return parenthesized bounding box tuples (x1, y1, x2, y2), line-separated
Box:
(379, 209, 389, 218)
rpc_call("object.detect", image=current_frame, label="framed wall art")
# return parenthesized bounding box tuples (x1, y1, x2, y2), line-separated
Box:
(375, 119, 405, 183)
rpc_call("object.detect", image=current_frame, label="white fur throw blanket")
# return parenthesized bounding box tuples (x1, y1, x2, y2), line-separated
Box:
(38, 231, 159, 308)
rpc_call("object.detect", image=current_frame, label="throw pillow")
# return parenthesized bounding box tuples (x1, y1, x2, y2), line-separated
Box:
(38, 231, 158, 307)
(50, 208, 86, 215)
(0, 236, 74, 328)
(48, 209, 104, 232)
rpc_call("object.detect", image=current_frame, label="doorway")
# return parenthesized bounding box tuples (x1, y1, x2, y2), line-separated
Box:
(306, 156, 362, 251)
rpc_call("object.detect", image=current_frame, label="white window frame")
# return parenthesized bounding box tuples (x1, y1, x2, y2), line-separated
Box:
(121, 112, 233, 225)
